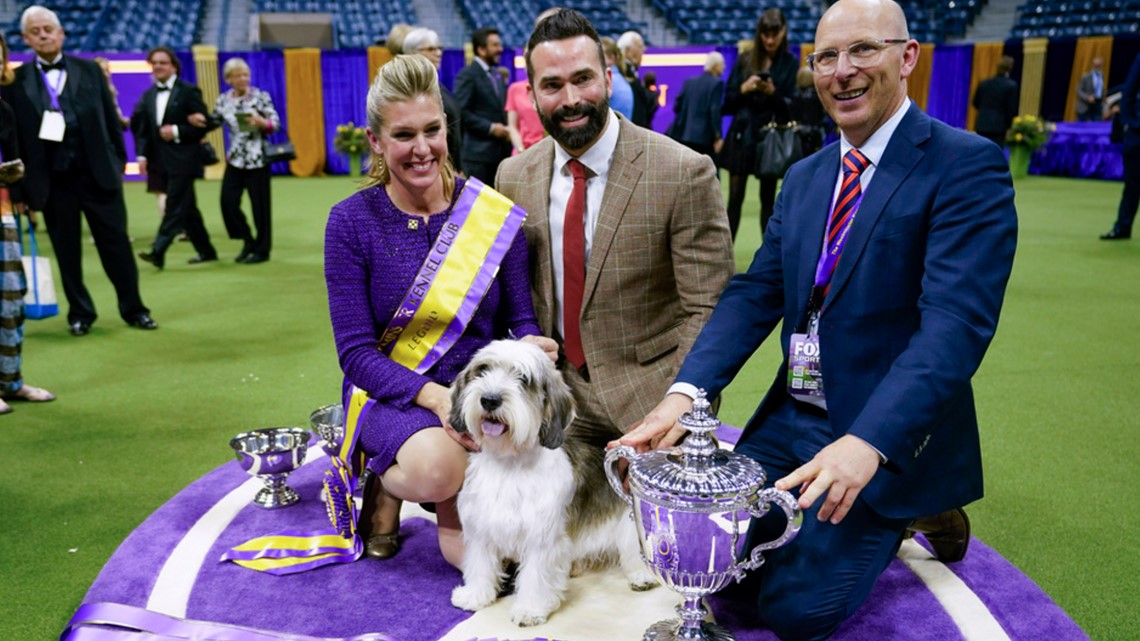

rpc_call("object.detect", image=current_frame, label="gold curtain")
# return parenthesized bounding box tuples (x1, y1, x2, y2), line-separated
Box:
(1020, 38, 1048, 117)
(1064, 36, 1113, 121)
(368, 46, 393, 84)
(966, 42, 1004, 131)
(284, 48, 326, 177)
(192, 45, 224, 180)
(906, 43, 935, 111)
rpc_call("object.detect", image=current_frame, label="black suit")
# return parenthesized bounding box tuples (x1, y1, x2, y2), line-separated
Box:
(453, 60, 510, 184)
(667, 71, 724, 157)
(972, 74, 1019, 147)
(133, 77, 216, 259)
(1, 55, 148, 325)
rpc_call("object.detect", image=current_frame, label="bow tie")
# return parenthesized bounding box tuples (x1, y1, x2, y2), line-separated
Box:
(39, 61, 64, 72)
(156, 84, 171, 92)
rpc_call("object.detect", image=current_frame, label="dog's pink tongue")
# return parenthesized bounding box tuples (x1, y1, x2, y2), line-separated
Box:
(481, 421, 506, 436)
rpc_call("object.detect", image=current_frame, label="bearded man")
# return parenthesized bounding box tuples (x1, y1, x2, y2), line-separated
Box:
(494, 9, 734, 444)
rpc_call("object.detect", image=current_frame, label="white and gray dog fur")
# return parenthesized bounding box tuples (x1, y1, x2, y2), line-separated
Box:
(448, 339, 657, 626)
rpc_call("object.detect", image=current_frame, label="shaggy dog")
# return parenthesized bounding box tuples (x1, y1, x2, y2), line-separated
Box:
(448, 340, 657, 626)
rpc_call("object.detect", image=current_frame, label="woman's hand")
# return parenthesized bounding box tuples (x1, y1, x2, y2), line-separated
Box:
(520, 335, 559, 363)
(417, 381, 478, 451)
(742, 75, 763, 94)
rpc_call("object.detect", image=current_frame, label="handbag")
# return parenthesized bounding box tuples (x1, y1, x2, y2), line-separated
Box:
(199, 141, 221, 166)
(755, 121, 804, 178)
(264, 140, 296, 164)
(15, 214, 59, 320)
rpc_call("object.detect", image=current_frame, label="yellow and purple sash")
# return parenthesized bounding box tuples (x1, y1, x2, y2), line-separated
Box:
(222, 178, 526, 575)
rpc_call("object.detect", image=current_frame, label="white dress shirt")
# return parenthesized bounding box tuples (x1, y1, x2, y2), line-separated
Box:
(548, 110, 621, 338)
(36, 56, 67, 97)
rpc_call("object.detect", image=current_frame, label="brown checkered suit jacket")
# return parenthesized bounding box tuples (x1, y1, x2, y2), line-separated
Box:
(495, 117, 735, 431)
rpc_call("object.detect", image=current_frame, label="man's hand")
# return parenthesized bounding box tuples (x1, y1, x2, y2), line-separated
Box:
(137, 157, 148, 177)
(159, 125, 175, 141)
(775, 434, 881, 525)
(713, 139, 724, 154)
(490, 123, 511, 140)
(615, 393, 693, 452)
(520, 335, 559, 363)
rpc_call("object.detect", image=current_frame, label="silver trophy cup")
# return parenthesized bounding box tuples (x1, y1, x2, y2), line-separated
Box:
(230, 427, 311, 509)
(310, 403, 346, 458)
(605, 391, 803, 641)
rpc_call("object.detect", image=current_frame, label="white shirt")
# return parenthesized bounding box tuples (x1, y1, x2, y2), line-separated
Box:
(155, 75, 176, 126)
(548, 110, 620, 339)
(36, 56, 67, 97)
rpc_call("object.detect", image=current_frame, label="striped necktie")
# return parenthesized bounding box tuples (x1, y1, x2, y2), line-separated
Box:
(822, 149, 870, 296)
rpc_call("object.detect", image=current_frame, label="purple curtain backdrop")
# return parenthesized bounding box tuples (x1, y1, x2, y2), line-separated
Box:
(440, 49, 466, 92)
(927, 43, 973, 129)
(319, 49, 370, 176)
(1041, 38, 1076, 123)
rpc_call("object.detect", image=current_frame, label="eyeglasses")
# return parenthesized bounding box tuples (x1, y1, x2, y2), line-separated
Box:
(807, 39, 908, 74)
(418, 46, 443, 53)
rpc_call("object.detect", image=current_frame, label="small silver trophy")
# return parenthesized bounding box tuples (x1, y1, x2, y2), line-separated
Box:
(230, 427, 311, 509)
(605, 391, 802, 641)
(309, 403, 346, 458)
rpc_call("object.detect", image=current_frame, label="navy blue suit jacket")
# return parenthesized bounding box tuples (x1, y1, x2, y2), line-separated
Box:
(453, 61, 510, 167)
(677, 104, 1017, 519)
(668, 72, 724, 146)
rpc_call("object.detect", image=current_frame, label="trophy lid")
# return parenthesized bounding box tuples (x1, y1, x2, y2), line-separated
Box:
(626, 390, 767, 510)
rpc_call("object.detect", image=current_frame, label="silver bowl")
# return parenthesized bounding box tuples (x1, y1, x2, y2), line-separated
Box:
(310, 403, 345, 458)
(229, 427, 310, 509)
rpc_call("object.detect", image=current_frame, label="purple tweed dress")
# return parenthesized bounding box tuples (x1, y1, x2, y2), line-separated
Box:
(324, 178, 542, 475)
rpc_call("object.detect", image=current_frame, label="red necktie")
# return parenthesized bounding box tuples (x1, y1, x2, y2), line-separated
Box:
(563, 159, 588, 369)
(822, 149, 870, 296)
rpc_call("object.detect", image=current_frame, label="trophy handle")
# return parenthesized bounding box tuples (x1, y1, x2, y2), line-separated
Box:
(604, 445, 635, 507)
(742, 487, 803, 570)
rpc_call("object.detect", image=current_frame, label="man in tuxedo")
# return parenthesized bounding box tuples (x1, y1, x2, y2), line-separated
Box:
(495, 10, 734, 444)
(625, 1, 1017, 639)
(972, 55, 1019, 148)
(453, 27, 512, 184)
(2, 5, 155, 336)
(135, 46, 217, 269)
(1076, 57, 1105, 122)
(666, 51, 726, 158)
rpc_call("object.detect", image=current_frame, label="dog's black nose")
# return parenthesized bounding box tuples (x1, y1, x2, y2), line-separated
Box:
(480, 394, 502, 411)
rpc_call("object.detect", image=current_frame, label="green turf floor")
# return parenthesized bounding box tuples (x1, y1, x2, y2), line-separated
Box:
(1, 173, 1136, 640)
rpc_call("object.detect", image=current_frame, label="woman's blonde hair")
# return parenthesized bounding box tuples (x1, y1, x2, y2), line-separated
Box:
(363, 54, 455, 193)
(0, 33, 13, 87)
(223, 57, 251, 82)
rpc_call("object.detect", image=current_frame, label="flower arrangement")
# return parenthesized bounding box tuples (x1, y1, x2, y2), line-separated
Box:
(1006, 114, 1052, 151)
(334, 122, 368, 156)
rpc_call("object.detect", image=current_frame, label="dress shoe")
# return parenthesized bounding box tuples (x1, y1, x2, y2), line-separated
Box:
(1100, 228, 1132, 240)
(364, 531, 401, 559)
(907, 507, 970, 563)
(235, 243, 254, 263)
(127, 314, 158, 330)
(241, 253, 269, 264)
(187, 254, 218, 264)
(69, 321, 92, 337)
(138, 251, 164, 269)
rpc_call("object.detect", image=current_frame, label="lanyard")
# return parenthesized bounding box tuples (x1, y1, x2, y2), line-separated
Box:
(39, 67, 65, 111)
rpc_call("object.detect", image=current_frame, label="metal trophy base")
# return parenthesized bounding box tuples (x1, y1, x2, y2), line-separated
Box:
(253, 477, 301, 509)
(643, 619, 736, 641)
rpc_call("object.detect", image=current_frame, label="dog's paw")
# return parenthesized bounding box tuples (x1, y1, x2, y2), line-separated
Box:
(510, 606, 551, 627)
(451, 584, 497, 611)
(627, 569, 659, 591)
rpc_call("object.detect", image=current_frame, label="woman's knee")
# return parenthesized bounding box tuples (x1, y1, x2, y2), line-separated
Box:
(403, 458, 464, 501)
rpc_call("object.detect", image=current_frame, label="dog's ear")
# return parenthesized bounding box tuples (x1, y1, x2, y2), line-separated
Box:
(448, 375, 468, 434)
(539, 372, 575, 449)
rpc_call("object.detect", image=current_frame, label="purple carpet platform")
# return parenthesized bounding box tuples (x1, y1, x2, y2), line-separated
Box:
(67, 428, 1090, 641)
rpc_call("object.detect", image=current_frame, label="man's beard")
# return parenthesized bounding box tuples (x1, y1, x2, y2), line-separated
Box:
(538, 96, 609, 152)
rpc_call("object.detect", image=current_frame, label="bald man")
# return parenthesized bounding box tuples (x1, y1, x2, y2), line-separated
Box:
(623, 0, 1017, 638)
